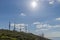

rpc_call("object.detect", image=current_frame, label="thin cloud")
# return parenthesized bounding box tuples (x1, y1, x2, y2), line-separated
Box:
(40, 29, 48, 31)
(33, 22, 60, 29)
(33, 22, 41, 24)
(36, 24, 43, 28)
(20, 13, 26, 16)
(56, 17, 60, 21)
(48, 0, 54, 5)
(57, 0, 60, 3)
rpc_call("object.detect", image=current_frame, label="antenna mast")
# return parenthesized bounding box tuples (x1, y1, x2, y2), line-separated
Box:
(9, 21, 10, 30)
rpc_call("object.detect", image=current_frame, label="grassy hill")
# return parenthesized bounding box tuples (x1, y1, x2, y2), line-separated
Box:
(0, 29, 50, 40)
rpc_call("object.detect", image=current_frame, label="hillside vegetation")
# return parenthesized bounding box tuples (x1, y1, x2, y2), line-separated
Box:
(0, 29, 50, 40)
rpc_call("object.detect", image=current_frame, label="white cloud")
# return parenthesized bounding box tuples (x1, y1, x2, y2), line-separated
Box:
(33, 22, 40, 24)
(43, 24, 57, 28)
(36, 24, 43, 28)
(35, 23, 47, 29)
(49, 0, 54, 5)
(56, 17, 60, 21)
(11, 23, 28, 29)
(11, 23, 14, 27)
(20, 13, 26, 16)
(11, 23, 28, 32)
(16, 24, 25, 28)
(33, 22, 60, 30)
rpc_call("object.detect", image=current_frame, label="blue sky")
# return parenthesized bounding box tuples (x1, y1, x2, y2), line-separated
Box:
(0, 0, 60, 38)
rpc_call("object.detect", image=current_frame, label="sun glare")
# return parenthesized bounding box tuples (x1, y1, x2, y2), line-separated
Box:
(31, 1, 37, 8)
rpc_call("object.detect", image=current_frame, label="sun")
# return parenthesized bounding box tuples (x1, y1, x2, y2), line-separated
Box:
(31, 1, 37, 8)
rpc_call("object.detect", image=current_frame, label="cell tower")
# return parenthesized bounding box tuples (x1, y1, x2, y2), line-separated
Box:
(9, 21, 10, 30)
(13, 22, 16, 31)
(25, 26, 27, 32)
(41, 32, 44, 37)
(19, 24, 22, 32)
